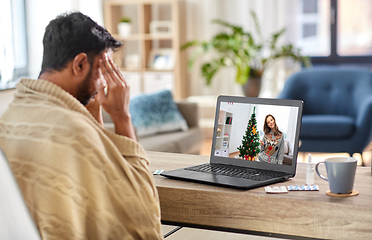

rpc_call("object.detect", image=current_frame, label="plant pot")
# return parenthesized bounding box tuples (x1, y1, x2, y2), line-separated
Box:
(242, 77, 262, 97)
(117, 22, 131, 37)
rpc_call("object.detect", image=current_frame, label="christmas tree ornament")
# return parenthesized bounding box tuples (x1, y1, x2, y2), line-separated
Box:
(252, 126, 257, 134)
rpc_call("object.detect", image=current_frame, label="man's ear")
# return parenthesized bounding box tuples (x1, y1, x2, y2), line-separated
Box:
(72, 53, 89, 76)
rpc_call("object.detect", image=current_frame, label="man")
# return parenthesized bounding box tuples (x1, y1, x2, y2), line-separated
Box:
(0, 12, 163, 239)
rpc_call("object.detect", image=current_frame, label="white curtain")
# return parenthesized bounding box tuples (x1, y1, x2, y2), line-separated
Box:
(25, 0, 103, 78)
(0, 0, 15, 85)
(184, 0, 302, 98)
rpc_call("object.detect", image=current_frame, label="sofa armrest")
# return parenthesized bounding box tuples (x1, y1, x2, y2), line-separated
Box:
(353, 96, 372, 146)
(102, 109, 113, 124)
(103, 101, 200, 131)
(176, 101, 199, 128)
(356, 95, 372, 127)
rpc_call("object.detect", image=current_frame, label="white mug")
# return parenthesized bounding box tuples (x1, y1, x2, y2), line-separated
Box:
(315, 157, 357, 194)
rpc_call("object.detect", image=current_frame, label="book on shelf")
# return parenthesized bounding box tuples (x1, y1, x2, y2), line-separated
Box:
(225, 117, 233, 125)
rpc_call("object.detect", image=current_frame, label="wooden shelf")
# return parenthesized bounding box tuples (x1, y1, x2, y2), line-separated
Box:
(103, 0, 187, 99)
(215, 110, 233, 155)
(119, 68, 174, 72)
(113, 34, 143, 40)
(144, 34, 174, 40)
(113, 33, 174, 40)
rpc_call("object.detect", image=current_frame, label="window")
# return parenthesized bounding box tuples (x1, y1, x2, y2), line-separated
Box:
(303, 0, 318, 14)
(303, 23, 317, 38)
(288, 0, 331, 57)
(337, 0, 372, 56)
(288, 0, 372, 66)
(0, 0, 28, 89)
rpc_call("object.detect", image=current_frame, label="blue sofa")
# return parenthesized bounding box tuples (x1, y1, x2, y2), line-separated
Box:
(278, 67, 372, 164)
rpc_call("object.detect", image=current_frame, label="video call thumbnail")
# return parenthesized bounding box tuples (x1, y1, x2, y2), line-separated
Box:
(214, 101, 299, 166)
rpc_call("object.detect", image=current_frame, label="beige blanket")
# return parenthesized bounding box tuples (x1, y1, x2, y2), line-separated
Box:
(0, 79, 163, 240)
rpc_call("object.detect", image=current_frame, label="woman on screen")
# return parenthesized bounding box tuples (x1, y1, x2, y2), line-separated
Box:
(258, 114, 284, 164)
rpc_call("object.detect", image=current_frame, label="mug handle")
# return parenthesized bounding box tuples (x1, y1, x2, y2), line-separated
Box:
(315, 162, 328, 181)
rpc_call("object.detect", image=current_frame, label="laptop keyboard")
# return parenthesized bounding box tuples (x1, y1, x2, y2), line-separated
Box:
(185, 164, 287, 181)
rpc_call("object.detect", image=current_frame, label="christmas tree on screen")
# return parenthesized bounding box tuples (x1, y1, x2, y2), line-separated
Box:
(237, 107, 260, 160)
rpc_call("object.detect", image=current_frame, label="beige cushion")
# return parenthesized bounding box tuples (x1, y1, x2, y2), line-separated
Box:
(139, 128, 203, 154)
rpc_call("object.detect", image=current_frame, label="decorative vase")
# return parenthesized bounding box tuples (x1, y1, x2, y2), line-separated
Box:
(242, 77, 262, 97)
(117, 22, 131, 37)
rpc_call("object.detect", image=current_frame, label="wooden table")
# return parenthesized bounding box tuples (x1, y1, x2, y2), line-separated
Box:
(147, 151, 372, 240)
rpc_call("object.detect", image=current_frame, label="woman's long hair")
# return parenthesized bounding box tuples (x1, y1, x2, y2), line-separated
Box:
(263, 114, 282, 135)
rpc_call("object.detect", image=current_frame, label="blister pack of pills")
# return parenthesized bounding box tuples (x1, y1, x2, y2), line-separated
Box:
(287, 185, 319, 191)
(264, 186, 288, 194)
(153, 169, 165, 175)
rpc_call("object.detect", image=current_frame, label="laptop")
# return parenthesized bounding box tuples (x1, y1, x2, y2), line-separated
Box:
(161, 95, 303, 189)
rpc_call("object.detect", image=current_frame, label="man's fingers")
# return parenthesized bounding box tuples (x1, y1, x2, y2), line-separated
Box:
(107, 57, 128, 86)
(95, 77, 107, 104)
(101, 53, 126, 87)
(100, 59, 116, 88)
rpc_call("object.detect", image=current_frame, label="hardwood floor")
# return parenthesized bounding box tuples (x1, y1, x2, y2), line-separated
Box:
(200, 139, 372, 166)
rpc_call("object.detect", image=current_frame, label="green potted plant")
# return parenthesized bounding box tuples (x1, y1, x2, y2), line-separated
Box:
(118, 17, 132, 38)
(181, 11, 311, 97)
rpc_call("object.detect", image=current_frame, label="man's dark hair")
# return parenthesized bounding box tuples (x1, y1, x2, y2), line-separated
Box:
(39, 12, 122, 75)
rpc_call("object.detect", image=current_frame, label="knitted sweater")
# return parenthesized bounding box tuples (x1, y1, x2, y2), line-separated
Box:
(0, 79, 163, 240)
(258, 131, 284, 165)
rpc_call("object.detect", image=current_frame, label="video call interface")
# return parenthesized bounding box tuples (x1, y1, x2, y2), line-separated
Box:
(214, 101, 299, 166)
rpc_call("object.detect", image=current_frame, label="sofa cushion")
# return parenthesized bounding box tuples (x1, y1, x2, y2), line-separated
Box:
(138, 127, 203, 154)
(129, 89, 189, 137)
(301, 115, 355, 139)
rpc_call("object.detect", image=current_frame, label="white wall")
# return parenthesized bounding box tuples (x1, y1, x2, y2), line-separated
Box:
(0, 89, 16, 117)
(25, 0, 103, 78)
(0, 0, 103, 115)
(1, 0, 302, 113)
(183, 0, 301, 97)
(225, 103, 253, 154)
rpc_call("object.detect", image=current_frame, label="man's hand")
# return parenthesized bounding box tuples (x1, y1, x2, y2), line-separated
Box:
(86, 96, 104, 126)
(95, 53, 136, 140)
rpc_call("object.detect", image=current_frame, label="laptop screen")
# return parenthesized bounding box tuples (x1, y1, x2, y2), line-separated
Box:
(210, 96, 303, 173)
